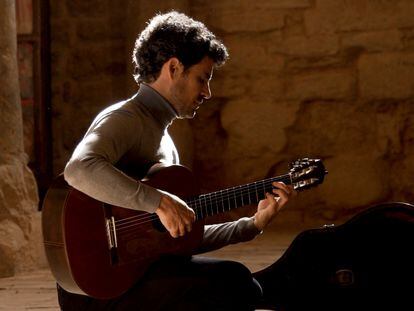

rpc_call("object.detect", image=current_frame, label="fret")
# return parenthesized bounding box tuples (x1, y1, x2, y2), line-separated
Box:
(227, 189, 231, 211)
(198, 199, 202, 220)
(262, 179, 266, 196)
(206, 194, 214, 216)
(214, 193, 219, 215)
(210, 193, 214, 215)
(221, 189, 224, 213)
(233, 187, 237, 209)
(192, 201, 197, 221)
(207, 194, 212, 216)
(199, 196, 204, 218)
(198, 197, 203, 219)
(202, 195, 208, 217)
(240, 185, 244, 206)
(248, 185, 252, 205)
(255, 181, 259, 203)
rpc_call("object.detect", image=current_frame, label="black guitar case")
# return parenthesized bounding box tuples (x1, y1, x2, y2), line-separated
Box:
(254, 202, 414, 311)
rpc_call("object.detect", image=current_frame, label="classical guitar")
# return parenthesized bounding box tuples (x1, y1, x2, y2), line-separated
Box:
(42, 158, 327, 299)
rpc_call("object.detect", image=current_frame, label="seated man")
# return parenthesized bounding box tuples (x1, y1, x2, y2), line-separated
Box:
(59, 11, 295, 310)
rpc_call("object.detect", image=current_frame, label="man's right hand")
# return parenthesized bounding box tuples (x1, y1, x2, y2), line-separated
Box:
(155, 193, 196, 238)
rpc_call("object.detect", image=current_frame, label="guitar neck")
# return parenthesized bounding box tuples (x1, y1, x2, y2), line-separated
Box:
(185, 174, 292, 220)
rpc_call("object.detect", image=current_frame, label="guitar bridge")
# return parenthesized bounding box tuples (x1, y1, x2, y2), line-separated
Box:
(105, 216, 118, 249)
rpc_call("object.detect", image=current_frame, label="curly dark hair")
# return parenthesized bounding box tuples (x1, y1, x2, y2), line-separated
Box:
(132, 11, 229, 84)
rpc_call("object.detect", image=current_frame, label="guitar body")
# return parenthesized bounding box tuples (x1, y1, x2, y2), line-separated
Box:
(42, 165, 204, 299)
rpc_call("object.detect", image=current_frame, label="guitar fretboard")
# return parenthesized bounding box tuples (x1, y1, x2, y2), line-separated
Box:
(185, 174, 291, 220)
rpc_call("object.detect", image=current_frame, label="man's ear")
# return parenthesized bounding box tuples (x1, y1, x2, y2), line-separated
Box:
(168, 57, 183, 79)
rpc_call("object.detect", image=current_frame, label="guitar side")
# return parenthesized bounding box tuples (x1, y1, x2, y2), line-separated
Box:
(42, 175, 81, 294)
(42, 165, 204, 299)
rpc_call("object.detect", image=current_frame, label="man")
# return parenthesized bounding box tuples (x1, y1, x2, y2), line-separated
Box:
(59, 11, 295, 310)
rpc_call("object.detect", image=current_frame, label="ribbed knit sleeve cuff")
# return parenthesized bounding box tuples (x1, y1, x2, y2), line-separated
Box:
(236, 217, 263, 241)
(138, 183, 162, 213)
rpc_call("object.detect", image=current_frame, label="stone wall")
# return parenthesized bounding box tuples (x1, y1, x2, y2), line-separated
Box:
(50, 0, 130, 171)
(51, 0, 414, 229)
(0, 0, 43, 277)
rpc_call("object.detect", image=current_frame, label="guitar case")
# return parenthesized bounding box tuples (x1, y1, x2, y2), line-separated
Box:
(254, 202, 414, 310)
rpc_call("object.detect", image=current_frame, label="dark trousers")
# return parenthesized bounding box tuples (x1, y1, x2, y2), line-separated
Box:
(57, 256, 264, 311)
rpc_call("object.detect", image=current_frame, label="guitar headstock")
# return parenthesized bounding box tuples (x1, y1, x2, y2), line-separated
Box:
(289, 158, 328, 191)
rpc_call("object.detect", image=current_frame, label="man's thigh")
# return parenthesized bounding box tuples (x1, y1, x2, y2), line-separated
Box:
(58, 256, 261, 311)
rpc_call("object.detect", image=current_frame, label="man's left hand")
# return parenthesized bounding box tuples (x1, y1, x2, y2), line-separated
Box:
(253, 181, 296, 231)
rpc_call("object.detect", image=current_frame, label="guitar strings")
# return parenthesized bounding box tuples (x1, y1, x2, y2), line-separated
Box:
(114, 175, 292, 233)
(115, 176, 315, 237)
(114, 175, 292, 230)
(114, 173, 291, 227)
(114, 175, 289, 228)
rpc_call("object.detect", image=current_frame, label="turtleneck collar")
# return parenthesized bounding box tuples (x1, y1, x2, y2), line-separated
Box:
(134, 83, 177, 128)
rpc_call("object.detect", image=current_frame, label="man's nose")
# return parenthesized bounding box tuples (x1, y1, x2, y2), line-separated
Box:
(202, 83, 212, 99)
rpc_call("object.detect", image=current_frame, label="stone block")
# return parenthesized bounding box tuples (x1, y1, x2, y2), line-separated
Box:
(341, 30, 403, 52)
(67, 44, 126, 79)
(359, 53, 414, 99)
(285, 49, 358, 73)
(285, 69, 355, 100)
(249, 0, 312, 9)
(305, 0, 414, 35)
(207, 9, 285, 33)
(318, 154, 389, 208)
(0, 220, 25, 277)
(224, 34, 285, 72)
(248, 75, 284, 101)
(75, 78, 123, 105)
(192, 0, 312, 10)
(76, 18, 127, 41)
(285, 100, 400, 159)
(211, 70, 248, 98)
(284, 12, 306, 37)
(50, 20, 72, 45)
(270, 34, 339, 57)
(49, 0, 67, 20)
(401, 27, 414, 51)
(0, 163, 37, 216)
(67, 0, 108, 18)
(220, 100, 300, 184)
(391, 153, 414, 203)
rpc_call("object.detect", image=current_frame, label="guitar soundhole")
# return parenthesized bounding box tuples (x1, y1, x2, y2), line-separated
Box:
(152, 218, 167, 233)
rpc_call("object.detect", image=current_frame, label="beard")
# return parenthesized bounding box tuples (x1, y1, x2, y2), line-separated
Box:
(170, 80, 198, 119)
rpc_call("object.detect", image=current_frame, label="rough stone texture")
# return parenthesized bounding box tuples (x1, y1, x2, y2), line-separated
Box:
(359, 53, 414, 99)
(305, 0, 414, 34)
(0, 0, 43, 277)
(285, 69, 355, 100)
(341, 30, 403, 52)
(50, 0, 130, 171)
(50, 1, 414, 232)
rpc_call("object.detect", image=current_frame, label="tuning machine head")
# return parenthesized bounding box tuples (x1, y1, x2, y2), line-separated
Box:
(289, 158, 328, 191)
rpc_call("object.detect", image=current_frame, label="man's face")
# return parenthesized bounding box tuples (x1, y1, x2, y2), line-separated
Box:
(170, 56, 214, 119)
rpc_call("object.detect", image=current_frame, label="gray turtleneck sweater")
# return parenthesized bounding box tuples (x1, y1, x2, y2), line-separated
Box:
(64, 84, 260, 253)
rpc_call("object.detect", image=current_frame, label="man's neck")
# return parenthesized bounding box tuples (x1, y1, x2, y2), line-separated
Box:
(148, 79, 171, 104)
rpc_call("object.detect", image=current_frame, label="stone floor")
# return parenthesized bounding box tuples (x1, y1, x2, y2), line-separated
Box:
(0, 229, 299, 310)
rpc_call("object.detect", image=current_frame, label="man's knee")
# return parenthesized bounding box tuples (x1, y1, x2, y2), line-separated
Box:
(211, 261, 262, 298)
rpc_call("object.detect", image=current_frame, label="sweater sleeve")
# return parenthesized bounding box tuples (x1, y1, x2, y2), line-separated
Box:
(64, 110, 162, 213)
(194, 217, 262, 254)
